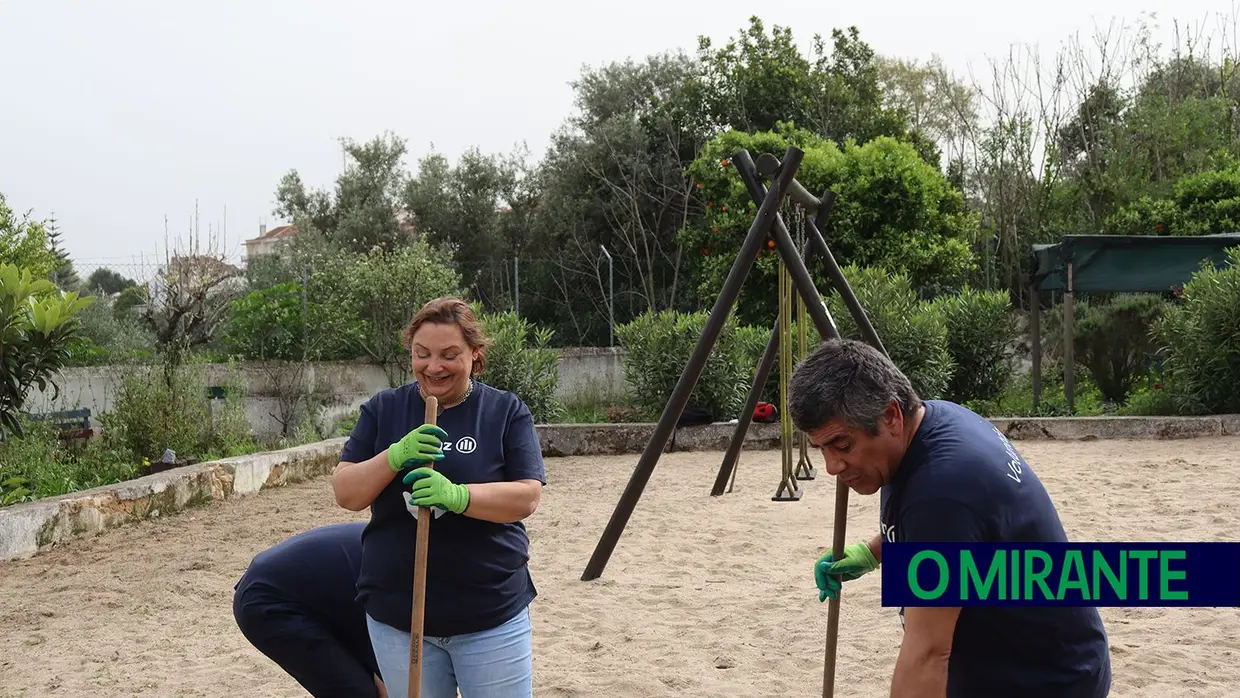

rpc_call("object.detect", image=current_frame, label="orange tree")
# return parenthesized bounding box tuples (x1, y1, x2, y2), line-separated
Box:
(679, 123, 979, 328)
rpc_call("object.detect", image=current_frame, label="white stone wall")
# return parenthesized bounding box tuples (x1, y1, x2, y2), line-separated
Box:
(23, 348, 628, 437)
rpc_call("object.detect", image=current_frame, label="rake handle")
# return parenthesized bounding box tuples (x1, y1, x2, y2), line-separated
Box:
(408, 395, 437, 698)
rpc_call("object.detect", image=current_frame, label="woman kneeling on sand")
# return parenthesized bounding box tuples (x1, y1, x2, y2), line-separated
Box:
(332, 297, 547, 698)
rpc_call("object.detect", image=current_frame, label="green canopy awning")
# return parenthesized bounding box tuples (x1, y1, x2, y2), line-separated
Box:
(1031, 233, 1240, 293)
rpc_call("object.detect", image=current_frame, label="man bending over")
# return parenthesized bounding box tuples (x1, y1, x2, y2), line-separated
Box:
(233, 522, 386, 698)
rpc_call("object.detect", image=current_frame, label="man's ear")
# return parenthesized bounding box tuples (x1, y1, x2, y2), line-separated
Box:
(883, 400, 903, 435)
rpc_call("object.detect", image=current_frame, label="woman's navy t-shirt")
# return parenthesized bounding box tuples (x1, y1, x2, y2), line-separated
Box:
(879, 400, 1112, 698)
(339, 380, 546, 638)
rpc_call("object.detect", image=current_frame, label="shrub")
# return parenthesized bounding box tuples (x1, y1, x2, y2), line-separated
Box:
(933, 287, 1020, 404)
(65, 293, 157, 367)
(223, 281, 362, 361)
(965, 368, 1107, 418)
(617, 309, 753, 421)
(101, 363, 253, 463)
(741, 266, 955, 406)
(822, 265, 955, 400)
(1117, 384, 1178, 416)
(478, 310, 562, 424)
(1155, 246, 1240, 415)
(1073, 293, 1167, 404)
(0, 416, 140, 506)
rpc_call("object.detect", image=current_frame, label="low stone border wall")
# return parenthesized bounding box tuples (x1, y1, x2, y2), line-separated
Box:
(3, 415, 1238, 563)
(0, 439, 347, 563)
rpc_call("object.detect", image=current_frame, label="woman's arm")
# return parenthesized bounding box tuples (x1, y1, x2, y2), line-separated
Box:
(463, 479, 542, 524)
(332, 451, 398, 511)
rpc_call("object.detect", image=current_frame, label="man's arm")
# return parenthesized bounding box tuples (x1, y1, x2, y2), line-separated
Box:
(890, 496, 987, 697)
(868, 533, 883, 565)
(890, 606, 959, 697)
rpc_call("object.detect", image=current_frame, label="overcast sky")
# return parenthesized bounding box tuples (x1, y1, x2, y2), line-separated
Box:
(1, 0, 1233, 279)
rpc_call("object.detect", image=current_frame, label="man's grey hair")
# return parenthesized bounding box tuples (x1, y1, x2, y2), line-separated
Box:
(787, 338, 922, 435)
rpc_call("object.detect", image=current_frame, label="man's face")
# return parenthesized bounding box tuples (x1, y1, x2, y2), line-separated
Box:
(805, 402, 907, 495)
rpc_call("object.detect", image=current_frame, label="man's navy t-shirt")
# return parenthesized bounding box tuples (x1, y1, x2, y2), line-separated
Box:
(340, 380, 546, 638)
(879, 400, 1112, 698)
(233, 522, 374, 665)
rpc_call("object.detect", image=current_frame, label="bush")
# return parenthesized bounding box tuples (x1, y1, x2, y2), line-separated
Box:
(965, 368, 1107, 418)
(822, 265, 955, 400)
(1073, 293, 1167, 404)
(1117, 384, 1178, 416)
(1155, 247, 1240, 415)
(65, 293, 157, 367)
(0, 416, 140, 506)
(102, 363, 253, 463)
(223, 281, 362, 361)
(478, 310, 562, 424)
(933, 287, 1020, 404)
(617, 309, 754, 421)
(741, 266, 955, 405)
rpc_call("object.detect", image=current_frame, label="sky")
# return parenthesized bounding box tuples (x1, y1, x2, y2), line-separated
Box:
(1, 0, 1235, 280)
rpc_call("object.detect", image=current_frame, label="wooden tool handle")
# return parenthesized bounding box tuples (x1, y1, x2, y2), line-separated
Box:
(409, 395, 437, 698)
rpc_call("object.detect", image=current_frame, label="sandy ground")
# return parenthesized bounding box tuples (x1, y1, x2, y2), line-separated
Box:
(1, 437, 1239, 697)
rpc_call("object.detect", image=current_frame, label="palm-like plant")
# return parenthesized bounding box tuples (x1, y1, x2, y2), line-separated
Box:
(0, 263, 93, 438)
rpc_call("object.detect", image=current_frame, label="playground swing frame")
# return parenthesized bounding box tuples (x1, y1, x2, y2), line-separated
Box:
(579, 146, 896, 697)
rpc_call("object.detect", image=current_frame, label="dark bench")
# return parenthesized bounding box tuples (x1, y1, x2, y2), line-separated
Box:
(24, 408, 94, 441)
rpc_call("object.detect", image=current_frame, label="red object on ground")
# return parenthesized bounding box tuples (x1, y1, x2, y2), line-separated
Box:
(753, 402, 777, 423)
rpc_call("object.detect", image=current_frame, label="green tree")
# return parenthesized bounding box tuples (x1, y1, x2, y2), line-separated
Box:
(275, 132, 415, 254)
(343, 238, 464, 384)
(404, 145, 537, 310)
(695, 18, 907, 149)
(0, 193, 56, 281)
(223, 281, 361, 362)
(525, 51, 712, 344)
(684, 124, 978, 327)
(86, 267, 138, 296)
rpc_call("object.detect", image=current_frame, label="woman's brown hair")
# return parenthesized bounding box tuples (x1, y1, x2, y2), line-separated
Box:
(401, 297, 491, 376)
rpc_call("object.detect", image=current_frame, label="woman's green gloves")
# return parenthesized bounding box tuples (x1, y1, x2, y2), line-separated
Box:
(387, 423, 469, 515)
(387, 423, 449, 472)
(814, 541, 880, 602)
(402, 468, 470, 514)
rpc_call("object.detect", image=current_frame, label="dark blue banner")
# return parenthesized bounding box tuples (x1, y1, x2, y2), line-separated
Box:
(880, 542, 1240, 607)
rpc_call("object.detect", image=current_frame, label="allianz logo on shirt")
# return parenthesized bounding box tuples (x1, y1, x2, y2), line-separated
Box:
(442, 436, 477, 454)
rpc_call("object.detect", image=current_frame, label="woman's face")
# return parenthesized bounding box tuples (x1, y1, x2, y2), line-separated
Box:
(409, 321, 475, 399)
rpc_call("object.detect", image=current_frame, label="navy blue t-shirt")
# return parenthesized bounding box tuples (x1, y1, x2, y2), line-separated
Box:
(880, 400, 1112, 698)
(340, 380, 546, 638)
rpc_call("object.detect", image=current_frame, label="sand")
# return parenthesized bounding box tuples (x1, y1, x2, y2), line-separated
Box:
(1, 437, 1239, 697)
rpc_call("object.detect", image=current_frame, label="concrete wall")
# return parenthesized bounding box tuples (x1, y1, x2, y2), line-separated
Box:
(23, 347, 628, 438)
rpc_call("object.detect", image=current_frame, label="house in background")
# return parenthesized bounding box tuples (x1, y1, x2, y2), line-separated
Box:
(244, 223, 298, 260)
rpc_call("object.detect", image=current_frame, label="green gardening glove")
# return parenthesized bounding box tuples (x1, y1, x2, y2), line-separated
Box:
(402, 468, 470, 515)
(814, 541, 879, 602)
(387, 424, 449, 472)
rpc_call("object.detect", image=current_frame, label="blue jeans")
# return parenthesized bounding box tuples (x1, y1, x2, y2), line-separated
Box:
(366, 606, 533, 698)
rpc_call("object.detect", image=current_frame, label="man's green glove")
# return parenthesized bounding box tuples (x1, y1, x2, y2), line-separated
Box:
(402, 467, 470, 515)
(814, 541, 879, 602)
(387, 424, 449, 472)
